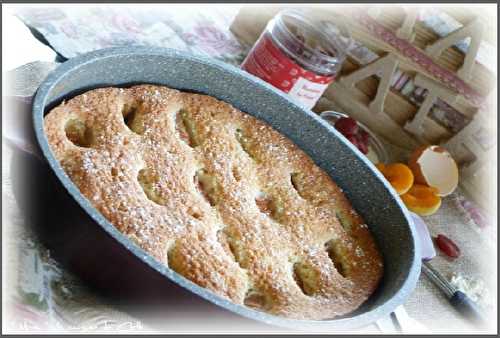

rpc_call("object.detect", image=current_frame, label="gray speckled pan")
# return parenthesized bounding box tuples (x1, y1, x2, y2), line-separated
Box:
(31, 46, 421, 331)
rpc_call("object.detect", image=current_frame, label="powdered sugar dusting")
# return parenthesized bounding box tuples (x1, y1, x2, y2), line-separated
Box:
(46, 84, 382, 320)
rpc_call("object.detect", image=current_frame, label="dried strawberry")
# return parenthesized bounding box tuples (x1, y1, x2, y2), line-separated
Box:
(335, 117, 358, 136)
(356, 136, 369, 154)
(344, 134, 366, 154)
(435, 234, 460, 259)
(359, 129, 370, 145)
(346, 134, 359, 148)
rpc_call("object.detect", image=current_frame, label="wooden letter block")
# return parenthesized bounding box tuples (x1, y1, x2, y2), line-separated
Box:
(396, 9, 417, 42)
(442, 112, 493, 177)
(404, 74, 458, 140)
(425, 18, 484, 81)
(340, 53, 399, 115)
(442, 111, 495, 211)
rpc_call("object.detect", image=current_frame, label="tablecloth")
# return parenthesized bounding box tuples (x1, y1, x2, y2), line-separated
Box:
(3, 5, 497, 334)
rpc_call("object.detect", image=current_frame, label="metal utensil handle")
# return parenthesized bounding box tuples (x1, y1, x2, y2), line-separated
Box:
(421, 261, 455, 297)
(450, 290, 485, 324)
(423, 262, 485, 325)
(375, 313, 401, 333)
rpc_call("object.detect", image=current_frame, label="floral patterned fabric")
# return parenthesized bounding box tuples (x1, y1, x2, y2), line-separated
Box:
(16, 6, 249, 65)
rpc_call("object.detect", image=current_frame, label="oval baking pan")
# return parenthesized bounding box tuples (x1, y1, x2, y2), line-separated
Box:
(13, 46, 421, 332)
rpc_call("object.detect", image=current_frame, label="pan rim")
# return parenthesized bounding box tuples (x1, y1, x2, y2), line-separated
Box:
(31, 46, 421, 332)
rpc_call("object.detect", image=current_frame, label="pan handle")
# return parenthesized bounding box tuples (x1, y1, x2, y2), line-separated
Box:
(4, 95, 44, 159)
(5, 61, 60, 159)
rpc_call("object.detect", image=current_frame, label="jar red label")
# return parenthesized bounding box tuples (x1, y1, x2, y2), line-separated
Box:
(241, 34, 335, 109)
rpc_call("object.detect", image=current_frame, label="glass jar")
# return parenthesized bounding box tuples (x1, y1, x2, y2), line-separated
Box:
(241, 9, 351, 109)
(320, 110, 389, 164)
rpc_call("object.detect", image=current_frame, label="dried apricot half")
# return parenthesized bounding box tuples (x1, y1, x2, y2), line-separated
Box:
(401, 184, 442, 216)
(376, 163, 414, 195)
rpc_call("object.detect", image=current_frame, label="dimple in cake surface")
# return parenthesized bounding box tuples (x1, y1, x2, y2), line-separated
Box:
(44, 84, 383, 320)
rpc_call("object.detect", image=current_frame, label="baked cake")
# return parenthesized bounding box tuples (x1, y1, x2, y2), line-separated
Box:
(44, 84, 383, 320)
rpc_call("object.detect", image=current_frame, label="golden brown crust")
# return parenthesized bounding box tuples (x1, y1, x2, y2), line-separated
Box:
(44, 84, 383, 320)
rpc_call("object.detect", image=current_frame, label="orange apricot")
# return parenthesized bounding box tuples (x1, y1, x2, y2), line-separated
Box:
(401, 184, 442, 216)
(376, 163, 414, 195)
